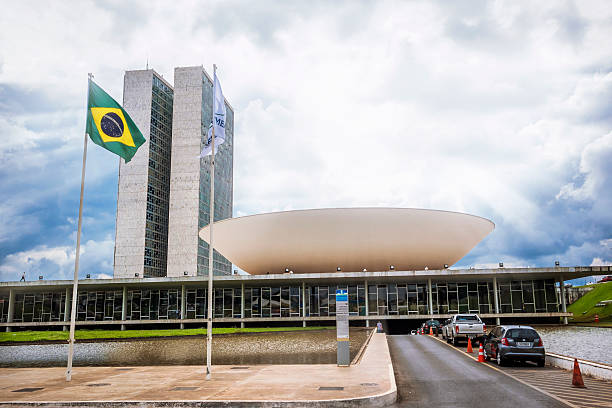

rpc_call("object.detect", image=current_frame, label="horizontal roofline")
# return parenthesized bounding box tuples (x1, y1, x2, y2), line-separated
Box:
(0, 266, 605, 292)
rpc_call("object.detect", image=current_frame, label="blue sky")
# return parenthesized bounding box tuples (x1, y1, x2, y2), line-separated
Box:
(0, 1, 611, 282)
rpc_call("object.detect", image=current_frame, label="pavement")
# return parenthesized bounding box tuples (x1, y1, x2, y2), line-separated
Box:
(0, 332, 396, 407)
(440, 335, 612, 408)
(387, 334, 567, 408)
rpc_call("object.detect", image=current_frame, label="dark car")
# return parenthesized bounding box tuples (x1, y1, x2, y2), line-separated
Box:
(483, 325, 545, 367)
(421, 319, 441, 335)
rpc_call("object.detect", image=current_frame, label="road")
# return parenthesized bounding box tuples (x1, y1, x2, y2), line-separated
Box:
(387, 335, 567, 408)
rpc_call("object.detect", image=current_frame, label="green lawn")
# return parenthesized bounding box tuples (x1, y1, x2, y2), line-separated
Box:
(0, 326, 334, 343)
(567, 281, 612, 323)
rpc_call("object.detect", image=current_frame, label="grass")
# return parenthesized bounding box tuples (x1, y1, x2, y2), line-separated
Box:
(567, 281, 612, 323)
(0, 326, 334, 343)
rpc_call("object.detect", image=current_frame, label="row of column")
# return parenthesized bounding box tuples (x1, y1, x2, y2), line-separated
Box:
(4, 276, 570, 332)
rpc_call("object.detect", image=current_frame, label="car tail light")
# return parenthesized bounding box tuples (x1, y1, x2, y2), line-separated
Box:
(455, 326, 460, 333)
(536, 338, 543, 347)
(501, 337, 509, 346)
(483, 323, 486, 332)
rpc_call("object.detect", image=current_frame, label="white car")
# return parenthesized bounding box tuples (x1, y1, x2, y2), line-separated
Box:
(442, 314, 486, 345)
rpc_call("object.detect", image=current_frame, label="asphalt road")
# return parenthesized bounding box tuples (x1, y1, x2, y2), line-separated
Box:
(387, 335, 567, 408)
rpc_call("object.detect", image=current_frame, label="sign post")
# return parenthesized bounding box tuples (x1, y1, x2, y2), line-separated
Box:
(336, 289, 350, 366)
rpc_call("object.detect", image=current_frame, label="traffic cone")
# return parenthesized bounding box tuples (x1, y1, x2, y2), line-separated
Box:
(467, 338, 473, 353)
(429, 326, 433, 335)
(572, 359, 586, 388)
(477, 344, 485, 362)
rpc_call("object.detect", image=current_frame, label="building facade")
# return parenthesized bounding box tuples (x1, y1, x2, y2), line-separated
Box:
(113, 70, 174, 279)
(165, 66, 234, 278)
(113, 66, 234, 279)
(3, 266, 606, 331)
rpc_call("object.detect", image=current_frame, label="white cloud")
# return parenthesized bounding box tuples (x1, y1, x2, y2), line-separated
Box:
(0, 1, 611, 278)
(0, 238, 114, 282)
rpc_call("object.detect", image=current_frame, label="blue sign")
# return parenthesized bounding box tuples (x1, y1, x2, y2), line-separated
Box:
(336, 289, 348, 302)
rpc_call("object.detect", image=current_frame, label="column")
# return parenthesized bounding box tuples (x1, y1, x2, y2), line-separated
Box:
(121, 286, 127, 331)
(180, 284, 186, 329)
(63, 287, 70, 331)
(427, 278, 433, 315)
(240, 283, 245, 329)
(364, 280, 369, 327)
(560, 276, 568, 325)
(493, 277, 500, 326)
(302, 282, 306, 327)
(5, 289, 14, 333)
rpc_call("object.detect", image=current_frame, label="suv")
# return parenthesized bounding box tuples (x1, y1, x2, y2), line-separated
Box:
(482, 325, 545, 367)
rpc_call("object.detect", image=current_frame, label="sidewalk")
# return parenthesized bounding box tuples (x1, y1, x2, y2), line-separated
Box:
(0, 333, 396, 407)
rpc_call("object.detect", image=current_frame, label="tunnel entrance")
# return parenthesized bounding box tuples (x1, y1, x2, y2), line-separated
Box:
(386, 319, 428, 334)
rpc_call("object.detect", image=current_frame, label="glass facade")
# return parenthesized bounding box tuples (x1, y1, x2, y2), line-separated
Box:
(197, 71, 234, 276)
(3, 279, 559, 324)
(144, 75, 174, 277)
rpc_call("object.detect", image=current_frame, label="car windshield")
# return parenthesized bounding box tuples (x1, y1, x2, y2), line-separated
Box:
(427, 320, 440, 326)
(456, 315, 479, 322)
(505, 328, 538, 340)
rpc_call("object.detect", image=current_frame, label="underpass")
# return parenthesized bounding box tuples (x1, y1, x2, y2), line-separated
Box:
(387, 335, 567, 407)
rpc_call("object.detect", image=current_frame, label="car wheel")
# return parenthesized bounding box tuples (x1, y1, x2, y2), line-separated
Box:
(496, 350, 505, 366)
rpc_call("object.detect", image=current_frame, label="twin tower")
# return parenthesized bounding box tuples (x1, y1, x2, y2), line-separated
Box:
(113, 67, 234, 279)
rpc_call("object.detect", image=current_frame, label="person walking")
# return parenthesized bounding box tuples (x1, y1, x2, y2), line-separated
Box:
(20, 271, 26, 282)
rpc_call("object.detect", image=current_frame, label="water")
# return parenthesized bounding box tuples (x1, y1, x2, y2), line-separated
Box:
(534, 326, 611, 365)
(0, 328, 369, 368)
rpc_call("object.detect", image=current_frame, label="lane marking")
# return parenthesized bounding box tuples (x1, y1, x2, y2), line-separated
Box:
(428, 335, 578, 408)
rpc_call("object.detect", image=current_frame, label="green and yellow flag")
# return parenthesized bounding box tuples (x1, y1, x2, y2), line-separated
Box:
(85, 79, 145, 163)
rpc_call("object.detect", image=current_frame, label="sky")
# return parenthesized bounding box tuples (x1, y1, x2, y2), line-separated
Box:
(0, 0, 611, 282)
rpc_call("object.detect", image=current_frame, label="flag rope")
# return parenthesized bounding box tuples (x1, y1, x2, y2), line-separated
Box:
(205, 64, 217, 380)
(66, 126, 89, 382)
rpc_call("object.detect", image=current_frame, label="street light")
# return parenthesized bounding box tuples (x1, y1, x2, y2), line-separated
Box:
(555, 261, 560, 267)
(184, 271, 189, 276)
(389, 265, 395, 270)
(337, 267, 342, 272)
(444, 264, 449, 269)
(135, 273, 139, 278)
(362, 269, 367, 272)
(499, 262, 504, 268)
(86, 274, 91, 279)
(39, 275, 43, 280)
(285, 268, 289, 273)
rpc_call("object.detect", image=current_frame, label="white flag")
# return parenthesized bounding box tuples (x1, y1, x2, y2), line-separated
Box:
(199, 71, 227, 157)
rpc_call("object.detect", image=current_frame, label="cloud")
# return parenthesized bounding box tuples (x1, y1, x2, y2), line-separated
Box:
(0, 1, 611, 281)
(0, 238, 114, 282)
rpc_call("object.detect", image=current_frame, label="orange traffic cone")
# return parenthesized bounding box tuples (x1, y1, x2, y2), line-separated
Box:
(429, 326, 433, 335)
(467, 338, 473, 353)
(572, 359, 586, 388)
(477, 344, 485, 362)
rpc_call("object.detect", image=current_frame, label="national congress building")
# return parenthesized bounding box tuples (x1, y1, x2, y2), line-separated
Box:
(1, 67, 609, 333)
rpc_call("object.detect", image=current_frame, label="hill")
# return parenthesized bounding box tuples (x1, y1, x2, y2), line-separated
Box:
(567, 281, 612, 323)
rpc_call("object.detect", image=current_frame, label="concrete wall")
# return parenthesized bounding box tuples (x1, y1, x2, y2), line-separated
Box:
(546, 352, 612, 381)
(113, 70, 153, 279)
(167, 66, 203, 277)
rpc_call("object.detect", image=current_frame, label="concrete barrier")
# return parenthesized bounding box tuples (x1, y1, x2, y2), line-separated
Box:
(546, 352, 612, 381)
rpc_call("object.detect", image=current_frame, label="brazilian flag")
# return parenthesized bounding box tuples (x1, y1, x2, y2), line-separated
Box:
(85, 79, 145, 163)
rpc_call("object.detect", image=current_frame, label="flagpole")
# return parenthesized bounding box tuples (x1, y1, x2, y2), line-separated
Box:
(206, 64, 217, 380)
(66, 74, 92, 381)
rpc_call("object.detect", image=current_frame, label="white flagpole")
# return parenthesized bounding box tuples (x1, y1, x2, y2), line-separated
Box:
(66, 73, 92, 381)
(206, 64, 217, 380)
